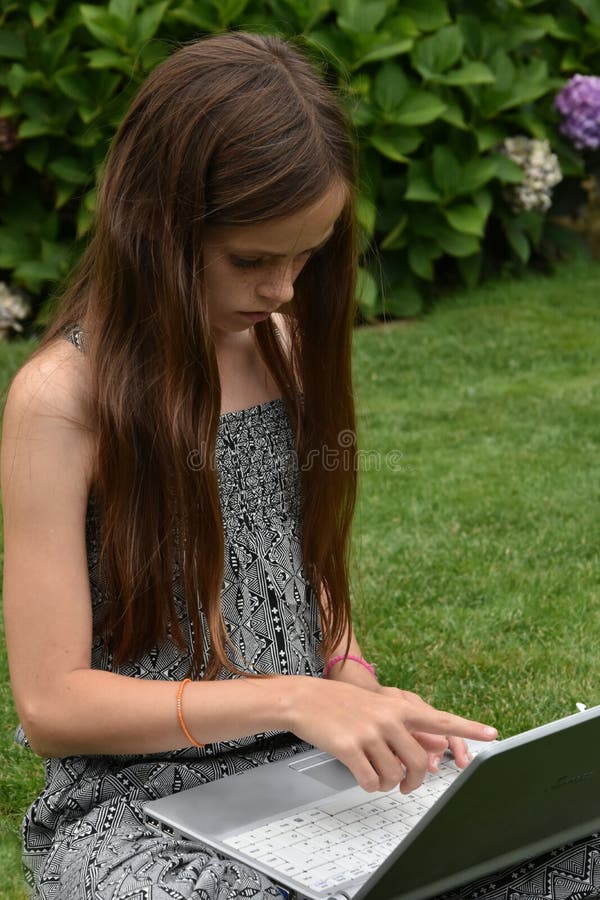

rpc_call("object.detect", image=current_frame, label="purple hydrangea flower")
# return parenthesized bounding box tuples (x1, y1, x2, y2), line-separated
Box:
(555, 74, 600, 151)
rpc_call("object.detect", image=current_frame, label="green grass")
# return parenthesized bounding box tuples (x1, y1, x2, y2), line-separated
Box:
(351, 259, 600, 733)
(1, 260, 600, 895)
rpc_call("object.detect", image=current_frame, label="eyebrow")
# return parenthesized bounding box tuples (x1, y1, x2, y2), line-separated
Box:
(229, 229, 335, 259)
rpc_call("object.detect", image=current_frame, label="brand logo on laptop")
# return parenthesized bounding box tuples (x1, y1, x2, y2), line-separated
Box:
(547, 771, 594, 791)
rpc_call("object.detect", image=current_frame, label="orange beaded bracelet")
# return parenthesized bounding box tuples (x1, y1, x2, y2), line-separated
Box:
(176, 678, 204, 748)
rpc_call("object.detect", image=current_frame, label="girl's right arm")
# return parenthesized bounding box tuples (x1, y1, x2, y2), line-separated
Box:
(2, 342, 495, 793)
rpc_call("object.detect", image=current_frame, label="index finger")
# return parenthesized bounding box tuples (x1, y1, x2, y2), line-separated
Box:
(406, 708, 497, 744)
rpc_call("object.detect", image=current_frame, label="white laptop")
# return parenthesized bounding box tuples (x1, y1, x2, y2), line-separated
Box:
(144, 705, 600, 900)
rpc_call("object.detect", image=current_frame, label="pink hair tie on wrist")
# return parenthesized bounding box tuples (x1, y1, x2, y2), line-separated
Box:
(323, 654, 377, 680)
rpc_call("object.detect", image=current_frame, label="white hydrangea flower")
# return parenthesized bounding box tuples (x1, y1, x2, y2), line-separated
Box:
(499, 137, 562, 213)
(0, 282, 31, 338)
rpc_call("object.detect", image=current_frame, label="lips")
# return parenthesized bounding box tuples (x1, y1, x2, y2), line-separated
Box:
(240, 310, 273, 322)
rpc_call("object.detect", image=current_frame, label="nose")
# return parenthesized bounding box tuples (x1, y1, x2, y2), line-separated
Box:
(257, 264, 295, 305)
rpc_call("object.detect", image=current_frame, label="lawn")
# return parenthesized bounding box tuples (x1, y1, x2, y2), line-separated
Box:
(1, 259, 599, 896)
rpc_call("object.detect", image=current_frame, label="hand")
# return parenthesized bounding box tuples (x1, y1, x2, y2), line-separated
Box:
(285, 678, 497, 795)
(415, 733, 473, 771)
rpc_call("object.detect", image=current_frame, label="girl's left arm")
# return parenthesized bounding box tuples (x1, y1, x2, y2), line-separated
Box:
(322, 625, 380, 691)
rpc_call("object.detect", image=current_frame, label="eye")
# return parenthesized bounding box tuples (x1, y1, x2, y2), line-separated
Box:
(230, 256, 265, 270)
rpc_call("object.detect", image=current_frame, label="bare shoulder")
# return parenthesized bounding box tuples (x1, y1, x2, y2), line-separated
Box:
(3, 337, 92, 431)
(2, 337, 95, 489)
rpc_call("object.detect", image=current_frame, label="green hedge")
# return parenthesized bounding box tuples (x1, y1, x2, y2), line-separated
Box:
(1, 0, 599, 320)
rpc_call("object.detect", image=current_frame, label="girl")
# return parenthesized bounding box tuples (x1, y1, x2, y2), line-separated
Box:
(2, 31, 594, 900)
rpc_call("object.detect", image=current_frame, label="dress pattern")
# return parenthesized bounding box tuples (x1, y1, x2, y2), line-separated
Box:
(18, 330, 600, 900)
(21, 329, 321, 899)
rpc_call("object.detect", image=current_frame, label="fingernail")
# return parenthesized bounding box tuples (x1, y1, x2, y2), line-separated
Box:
(484, 727, 497, 738)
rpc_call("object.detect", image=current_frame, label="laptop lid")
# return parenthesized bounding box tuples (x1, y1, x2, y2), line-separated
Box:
(355, 704, 600, 900)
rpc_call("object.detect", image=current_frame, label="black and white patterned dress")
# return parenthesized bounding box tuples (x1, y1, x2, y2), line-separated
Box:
(18, 330, 600, 900)
(20, 330, 321, 898)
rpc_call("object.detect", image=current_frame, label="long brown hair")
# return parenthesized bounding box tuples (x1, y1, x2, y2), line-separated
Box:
(38, 32, 358, 678)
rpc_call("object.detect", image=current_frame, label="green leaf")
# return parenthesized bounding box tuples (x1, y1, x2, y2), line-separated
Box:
(24, 139, 49, 172)
(457, 252, 482, 287)
(519, 210, 545, 247)
(412, 24, 463, 76)
(48, 156, 90, 184)
(21, 92, 53, 123)
(41, 238, 72, 268)
(41, 29, 71, 71)
(0, 98, 19, 117)
(511, 109, 550, 140)
(440, 101, 466, 129)
(55, 181, 78, 209)
(458, 158, 498, 195)
(73, 126, 106, 149)
(434, 225, 480, 258)
(573, 0, 600, 25)
(14, 258, 64, 286)
(546, 14, 582, 40)
(443, 202, 488, 237)
(19, 118, 53, 138)
(436, 61, 495, 86)
(386, 13, 420, 39)
(79, 6, 125, 49)
(503, 218, 530, 263)
(492, 154, 525, 184)
(353, 39, 413, 68)
(7, 63, 28, 96)
(473, 189, 492, 219)
(109, 0, 138, 23)
(30, 2, 50, 27)
(381, 216, 408, 250)
(54, 71, 96, 106)
(408, 242, 437, 280)
(356, 194, 376, 236)
(168, 6, 221, 31)
(7, 63, 47, 96)
(84, 188, 98, 212)
(432, 145, 461, 198)
(0, 30, 26, 59)
(405, 164, 441, 202)
(389, 91, 446, 126)
(475, 124, 505, 153)
(350, 98, 375, 127)
(138, 39, 169, 72)
(77, 203, 95, 238)
(370, 128, 421, 162)
(383, 285, 422, 318)
(336, 0, 387, 34)
(129, 1, 168, 48)
(0, 229, 37, 268)
(374, 62, 409, 112)
(398, 0, 450, 32)
(85, 48, 132, 72)
(356, 266, 380, 317)
(487, 49, 516, 95)
(214, 0, 251, 27)
(497, 60, 551, 112)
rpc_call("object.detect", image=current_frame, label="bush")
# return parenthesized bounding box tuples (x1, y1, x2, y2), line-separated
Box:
(1, 0, 599, 321)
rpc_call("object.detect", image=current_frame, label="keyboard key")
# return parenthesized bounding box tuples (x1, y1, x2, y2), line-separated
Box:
(224, 760, 461, 889)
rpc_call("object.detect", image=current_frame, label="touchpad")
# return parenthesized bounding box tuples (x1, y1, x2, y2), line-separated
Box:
(299, 758, 358, 790)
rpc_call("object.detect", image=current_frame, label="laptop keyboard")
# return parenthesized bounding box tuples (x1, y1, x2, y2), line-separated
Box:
(223, 757, 461, 893)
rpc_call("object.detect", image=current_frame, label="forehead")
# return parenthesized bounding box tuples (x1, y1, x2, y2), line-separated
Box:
(206, 181, 348, 254)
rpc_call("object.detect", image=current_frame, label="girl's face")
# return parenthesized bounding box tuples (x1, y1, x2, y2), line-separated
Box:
(202, 181, 347, 341)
